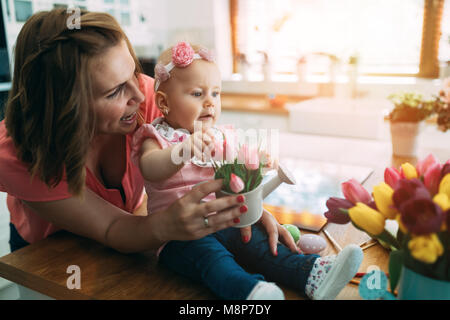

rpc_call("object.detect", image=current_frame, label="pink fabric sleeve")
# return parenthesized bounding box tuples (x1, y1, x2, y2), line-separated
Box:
(0, 130, 72, 202)
(130, 123, 172, 167)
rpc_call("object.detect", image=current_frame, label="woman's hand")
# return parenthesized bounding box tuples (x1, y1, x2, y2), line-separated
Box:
(239, 209, 299, 256)
(157, 179, 248, 242)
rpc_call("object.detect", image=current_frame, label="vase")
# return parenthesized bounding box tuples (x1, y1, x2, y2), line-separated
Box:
(216, 182, 264, 228)
(389, 121, 421, 157)
(397, 266, 450, 300)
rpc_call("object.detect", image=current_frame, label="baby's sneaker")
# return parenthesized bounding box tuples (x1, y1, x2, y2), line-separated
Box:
(246, 281, 285, 300)
(305, 244, 363, 300)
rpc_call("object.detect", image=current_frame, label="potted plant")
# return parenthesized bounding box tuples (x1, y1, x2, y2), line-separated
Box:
(387, 92, 434, 157)
(324, 154, 450, 299)
(212, 140, 295, 228)
(432, 77, 450, 132)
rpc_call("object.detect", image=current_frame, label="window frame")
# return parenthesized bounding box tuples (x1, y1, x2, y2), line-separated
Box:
(229, 0, 446, 79)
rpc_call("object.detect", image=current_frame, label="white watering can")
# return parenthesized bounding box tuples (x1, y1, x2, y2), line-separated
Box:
(216, 163, 296, 228)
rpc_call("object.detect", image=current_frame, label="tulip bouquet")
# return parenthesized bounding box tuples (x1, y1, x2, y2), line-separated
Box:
(324, 154, 450, 289)
(212, 143, 268, 194)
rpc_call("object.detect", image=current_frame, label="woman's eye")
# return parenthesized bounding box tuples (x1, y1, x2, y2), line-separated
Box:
(107, 86, 123, 99)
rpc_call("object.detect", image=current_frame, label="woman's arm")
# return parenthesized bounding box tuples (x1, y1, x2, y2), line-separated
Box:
(23, 189, 163, 253)
(22, 179, 247, 254)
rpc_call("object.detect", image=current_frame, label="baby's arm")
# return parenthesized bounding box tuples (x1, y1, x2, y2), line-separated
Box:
(139, 138, 186, 182)
(139, 129, 216, 182)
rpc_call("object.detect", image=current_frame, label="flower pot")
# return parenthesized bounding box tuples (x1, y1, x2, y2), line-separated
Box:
(216, 182, 264, 228)
(397, 266, 450, 300)
(389, 121, 421, 157)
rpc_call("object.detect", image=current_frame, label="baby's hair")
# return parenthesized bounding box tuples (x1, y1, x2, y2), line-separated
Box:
(154, 42, 211, 91)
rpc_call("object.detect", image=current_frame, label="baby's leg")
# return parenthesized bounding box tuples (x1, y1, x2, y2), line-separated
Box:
(216, 225, 363, 300)
(158, 235, 265, 300)
(215, 225, 319, 298)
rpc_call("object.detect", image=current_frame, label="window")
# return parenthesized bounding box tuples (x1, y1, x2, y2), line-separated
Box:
(121, 11, 131, 26)
(53, 3, 68, 10)
(231, 0, 448, 79)
(14, 0, 32, 22)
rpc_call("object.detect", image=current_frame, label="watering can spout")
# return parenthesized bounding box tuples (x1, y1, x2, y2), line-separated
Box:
(262, 163, 296, 199)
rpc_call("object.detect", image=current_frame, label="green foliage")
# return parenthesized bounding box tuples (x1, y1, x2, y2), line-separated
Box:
(389, 250, 404, 293)
(213, 159, 263, 194)
(387, 92, 434, 122)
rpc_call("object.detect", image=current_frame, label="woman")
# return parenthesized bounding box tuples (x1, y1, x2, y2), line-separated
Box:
(0, 9, 296, 256)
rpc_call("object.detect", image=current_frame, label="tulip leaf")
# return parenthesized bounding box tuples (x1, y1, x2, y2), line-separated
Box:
(388, 250, 404, 294)
(376, 229, 400, 250)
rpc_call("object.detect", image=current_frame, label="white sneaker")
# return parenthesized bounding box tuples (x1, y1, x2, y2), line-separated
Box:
(306, 244, 363, 300)
(246, 281, 285, 300)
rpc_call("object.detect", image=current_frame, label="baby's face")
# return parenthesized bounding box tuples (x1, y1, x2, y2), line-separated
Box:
(164, 60, 222, 133)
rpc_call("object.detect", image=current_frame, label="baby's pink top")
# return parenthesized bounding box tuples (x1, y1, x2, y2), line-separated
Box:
(0, 74, 161, 244)
(130, 118, 216, 214)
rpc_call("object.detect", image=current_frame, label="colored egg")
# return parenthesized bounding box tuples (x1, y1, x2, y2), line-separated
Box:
(297, 234, 327, 254)
(283, 224, 301, 243)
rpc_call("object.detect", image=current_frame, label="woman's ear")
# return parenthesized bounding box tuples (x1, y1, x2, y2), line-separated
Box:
(155, 91, 169, 116)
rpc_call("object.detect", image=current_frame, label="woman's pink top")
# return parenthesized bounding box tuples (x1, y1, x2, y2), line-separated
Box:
(0, 74, 161, 244)
(130, 118, 216, 214)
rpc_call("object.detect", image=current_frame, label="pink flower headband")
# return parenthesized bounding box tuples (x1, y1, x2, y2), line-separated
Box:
(154, 42, 215, 91)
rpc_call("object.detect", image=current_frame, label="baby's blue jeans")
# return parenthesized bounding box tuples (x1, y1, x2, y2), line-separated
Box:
(159, 224, 319, 299)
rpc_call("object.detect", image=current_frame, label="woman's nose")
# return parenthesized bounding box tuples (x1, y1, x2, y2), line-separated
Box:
(128, 81, 145, 106)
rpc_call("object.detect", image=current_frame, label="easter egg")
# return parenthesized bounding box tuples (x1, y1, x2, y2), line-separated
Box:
(283, 224, 301, 243)
(297, 234, 327, 254)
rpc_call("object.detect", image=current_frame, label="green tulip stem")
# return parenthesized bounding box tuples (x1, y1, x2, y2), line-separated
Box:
(376, 229, 401, 250)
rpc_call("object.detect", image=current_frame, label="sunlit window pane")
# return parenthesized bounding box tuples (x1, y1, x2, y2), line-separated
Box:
(236, 0, 427, 76)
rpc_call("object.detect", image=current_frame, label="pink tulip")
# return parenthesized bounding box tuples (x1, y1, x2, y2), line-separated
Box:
(212, 140, 224, 162)
(342, 179, 372, 205)
(416, 154, 439, 177)
(224, 138, 236, 163)
(237, 144, 260, 170)
(229, 173, 245, 193)
(384, 167, 401, 189)
(442, 161, 450, 179)
(237, 144, 249, 164)
(245, 148, 260, 170)
(423, 162, 442, 196)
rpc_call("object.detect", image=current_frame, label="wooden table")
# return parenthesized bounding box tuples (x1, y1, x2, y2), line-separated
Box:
(0, 133, 449, 300)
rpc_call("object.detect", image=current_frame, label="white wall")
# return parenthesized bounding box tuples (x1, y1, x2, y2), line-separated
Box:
(3, 0, 233, 75)
(163, 0, 232, 78)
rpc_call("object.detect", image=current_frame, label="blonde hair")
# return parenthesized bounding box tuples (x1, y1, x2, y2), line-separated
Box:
(5, 9, 142, 196)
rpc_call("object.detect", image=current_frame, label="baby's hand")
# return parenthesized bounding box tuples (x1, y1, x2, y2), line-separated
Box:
(185, 129, 216, 162)
(260, 151, 279, 174)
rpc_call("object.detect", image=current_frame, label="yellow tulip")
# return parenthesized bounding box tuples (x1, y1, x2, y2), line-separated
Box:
(408, 233, 444, 264)
(433, 193, 449, 231)
(438, 173, 450, 198)
(433, 193, 450, 211)
(401, 163, 418, 179)
(373, 182, 398, 219)
(348, 202, 386, 235)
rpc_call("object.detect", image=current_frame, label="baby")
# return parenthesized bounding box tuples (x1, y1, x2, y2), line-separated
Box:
(131, 42, 363, 300)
